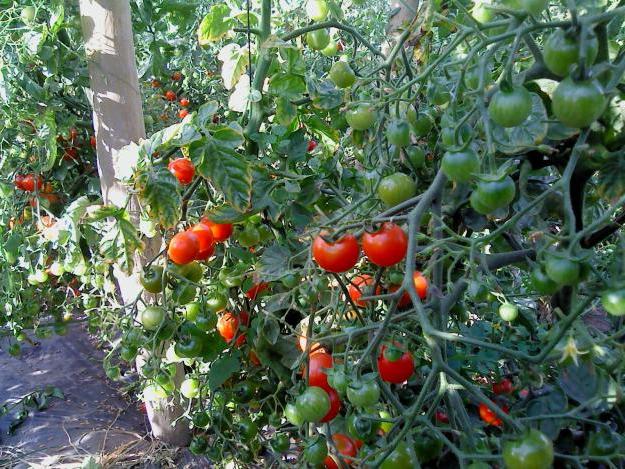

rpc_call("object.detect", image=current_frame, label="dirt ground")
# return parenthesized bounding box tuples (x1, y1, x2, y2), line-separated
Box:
(0, 323, 205, 468)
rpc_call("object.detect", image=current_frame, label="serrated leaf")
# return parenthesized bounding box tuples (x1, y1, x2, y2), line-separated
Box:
(269, 72, 306, 99)
(136, 168, 182, 228)
(192, 139, 252, 211)
(86, 205, 122, 221)
(262, 316, 281, 345)
(197, 4, 232, 45)
(558, 359, 598, 403)
(197, 101, 219, 130)
(276, 97, 297, 126)
(35, 110, 57, 171)
(209, 353, 241, 391)
(307, 78, 343, 110)
(526, 387, 567, 438)
(206, 204, 249, 224)
(212, 122, 244, 148)
(491, 94, 548, 154)
(258, 244, 292, 281)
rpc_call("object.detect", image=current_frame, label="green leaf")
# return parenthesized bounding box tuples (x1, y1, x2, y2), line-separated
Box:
(136, 168, 182, 228)
(258, 244, 292, 281)
(35, 110, 57, 171)
(192, 139, 252, 212)
(262, 316, 281, 345)
(307, 78, 343, 110)
(526, 388, 567, 438)
(85, 205, 123, 222)
(48, 3, 65, 34)
(212, 122, 245, 148)
(197, 4, 232, 45)
(558, 359, 598, 403)
(218, 43, 249, 90)
(197, 101, 219, 130)
(209, 353, 241, 391)
(276, 97, 297, 126)
(206, 204, 249, 224)
(269, 72, 306, 99)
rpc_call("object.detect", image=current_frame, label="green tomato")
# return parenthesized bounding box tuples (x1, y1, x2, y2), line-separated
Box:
(238, 417, 258, 441)
(21, 6, 36, 23)
(586, 428, 618, 456)
(410, 111, 434, 137)
(471, 1, 494, 23)
(346, 378, 380, 407)
(346, 104, 376, 131)
(321, 40, 339, 57)
(174, 322, 205, 358)
(499, 302, 518, 322)
(386, 119, 411, 147)
(405, 146, 426, 169)
(414, 432, 443, 463)
(180, 378, 200, 398)
(440, 124, 472, 148)
(120, 344, 138, 362)
(189, 436, 208, 455)
(295, 387, 331, 422)
(601, 289, 625, 316)
(307, 29, 331, 51)
(380, 441, 415, 469)
(530, 266, 559, 295)
(378, 409, 394, 433)
(306, 0, 329, 21)
(232, 381, 256, 403)
(552, 78, 606, 129)
(488, 86, 532, 128)
(328, 368, 348, 395)
(470, 176, 516, 214)
(377, 172, 417, 207)
(192, 410, 210, 428)
(183, 261, 204, 282)
(184, 302, 201, 321)
(140, 306, 165, 331)
(519, 0, 547, 15)
(206, 290, 228, 312)
(346, 412, 379, 441)
(270, 433, 291, 453)
(195, 309, 218, 331)
(544, 256, 580, 286)
(304, 436, 328, 464)
(502, 429, 553, 469)
(284, 402, 304, 426)
(543, 29, 598, 77)
(141, 265, 165, 293)
(441, 149, 480, 183)
(329, 61, 356, 88)
(281, 273, 300, 289)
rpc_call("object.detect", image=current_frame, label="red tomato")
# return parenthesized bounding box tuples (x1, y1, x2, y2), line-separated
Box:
(168, 231, 200, 265)
(178, 109, 189, 119)
(377, 345, 414, 383)
(332, 434, 357, 465)
(151, 79, 161, 88)
(20, 174, 43, 192)
(212, 114, 220, 124)
(435, 410, 449, 423)
(307, 140, 318, 152)
(307, 352, 333, 392)
(217, 311, 239, 342)
(312, 232, 360, 273)
(68, 127, 79, 141)
(478, 402, 508, 427)
(297, 334, 325, 355)
(14, 174, 25, 190)
(361, 222, 407, 267)
(164, 90, 177, 101)
(492, 378, 514, 395)
(347, 274, 381, 307)
(246, 282, 270, 300)
(200, 218, 233, 242)
(190, 223, 215, 260)
(249, 350, 261, 366)
(321, 388, 341, 422)
(179, 98, 190, 107)
(413, 271, 428, 300)
(324, 456, 339, 469)
(171, 71, 183, 81)
(168, 157, 195, 185)
(90, 135, 96, 148)
(63, 147, 79, 161)
(337, 41, 344, 52)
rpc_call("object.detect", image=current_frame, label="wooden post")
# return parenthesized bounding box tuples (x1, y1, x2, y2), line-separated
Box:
(78, 0, 191, 447)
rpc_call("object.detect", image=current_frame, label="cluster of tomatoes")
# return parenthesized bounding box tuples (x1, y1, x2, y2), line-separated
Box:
(150, 71, 194, 122)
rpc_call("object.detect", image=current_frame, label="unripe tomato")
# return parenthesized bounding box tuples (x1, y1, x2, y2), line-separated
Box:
(164, 90, 177, 101)
(378, 345, 414, 383)
(140, 265, 165, 293)
(470, 176, 516, 214)
(168, 157, 195, 185)
(498, 302, 518, 322)
(321, 40, 339, 57)
(329, 61, 356, 88)
(178, 109, 189, 119)
(441, 149, 480, 183)
(190, 223, 215, 260)
(306, 0, 329, 21)
(543, 29, 598, 77)
(180, 378, 200, 398)
(405, 146, 426, 169)
(140, 306, 165, 331)
(21, 6, 36, 22)
(552, 78, 606, 129)
(488, 86, 532, 128)
(601, 289, 625, 316)
(200, 217, 233, 242)
(377, 172, 417, 207)
(386, 119, 411, 147)
(304, 436, 328, 465)
(296, 386, 331, 422)
(586, 428, 618, 456)
(348, 274, 381, 307)
(346, 104, 375, 131)
(168, 231, 200, 265)
(530, 266, 559, 294)
(380, 441, 414, 468)
(346, 378, 380, 407)
(544, 255, 580, 286)
(312, 232, 360, 273)
(502, 429, 553, 469)
(285, 402, 304, 426)
(361, 223, 408, 267)
(307, 29, 331, 50)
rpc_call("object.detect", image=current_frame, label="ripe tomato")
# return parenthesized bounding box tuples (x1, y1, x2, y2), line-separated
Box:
(601, 289, 625, 316)
(329, 61, 356, 89)
(502, 429, 553, 469)
(492, 378, 514, 395)
(164, 90, 177, 101)
(249, 350, 261, 366)
(179, 97, 190, 107)
(324, 456, 339, 469)
(386, 119, 411, 148)
(217, 311, 240, 343)
(348, 274, 381, 306)
(361, 223, 408, 267)
(171, 71, 183, 81)
(90, 135, 96, 148)
(168, 157, 195, 185)
(200, 218, 233, 242)
(14, 174, 25, 190)
(378, 345, 414, 383)
(307, 352, 334, 392)
(332, 433, 357, 465)
(245, 281, 270, 300)
(307, 29, 331, 50)
(441, 149, 480, 183)
(413, 271, 429, 299)
(20, 174, 43, 192)
(478, 402, 508, 427)
(346, 104, 375, 130)
(178, 109, 189, 119)
(320, 387, 341, 422)
(190, 223, 215, 260)
(543, 28, 598, 77)
(435, 410, 449, 423)
(296, 386, 331, 422)
(168, 231, 200, 265)
(377, 172, 417, 207)
(488, 85, 532, 128)
(62, 147, 79, 162)
(552, 77, 606, 129)
(307, 139, 318, 152)
(151, 79, 161, 88)
(312, 232, 360, 273)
